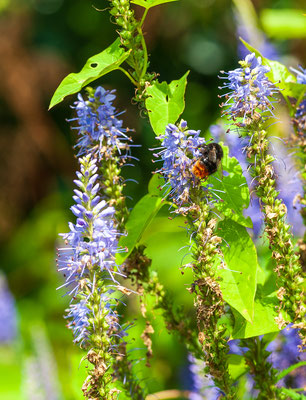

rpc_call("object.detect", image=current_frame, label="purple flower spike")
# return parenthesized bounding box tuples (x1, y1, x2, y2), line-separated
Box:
(154, 120, 206, 206)
(267, 326, 306, 389)
(220, 53, 278, 126)
(66, 300, 91, 345)
(70, 87, 131, 158)
(57, 154, 123, 344)
(58, 155, 119, 296)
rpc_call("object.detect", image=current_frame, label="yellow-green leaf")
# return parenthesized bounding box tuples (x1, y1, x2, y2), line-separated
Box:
(49, 39, 130, 109)
(145, 72, 189, 135)
(131, 0, 178, 10)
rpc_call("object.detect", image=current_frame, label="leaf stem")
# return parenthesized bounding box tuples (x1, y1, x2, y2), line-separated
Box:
(118, 67, 140, 88)
(277, 361, 306, 381)
(140, 8, 149, 28)
(139, 26, 148, 80)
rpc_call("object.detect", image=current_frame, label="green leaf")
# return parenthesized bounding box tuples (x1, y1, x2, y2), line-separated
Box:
(260, 9, 306, 39)
(116, 175, 165, 265)
(228, 354, 248, 381)
(239, 39, 306, 104)
(218, 219, 257, 323)
(49, 39, 130, 109)
(131, 0, 178, 9)
(231, 292, 279, 339)
(205, 144, 252, 228)
(277, 361, 306, 381)
(145, 71, 189, 135)
(116, 195, 163, 264)
(148, 173, 166, 196)
(279, 388, 306, 400)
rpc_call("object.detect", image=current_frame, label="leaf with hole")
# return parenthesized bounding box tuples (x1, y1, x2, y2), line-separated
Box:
(145, 72, 189, 135)
(49, 39, 130, 109)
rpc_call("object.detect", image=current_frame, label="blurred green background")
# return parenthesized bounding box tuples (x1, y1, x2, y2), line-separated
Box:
(0, 0, 305, 398)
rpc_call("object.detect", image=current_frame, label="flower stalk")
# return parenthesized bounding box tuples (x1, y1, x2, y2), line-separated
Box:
(220, 53, 305, 348)
(70, 85, 195, 394)
(58, 154, 125, 399)
(187, 200, 235, 398)
(153, 121, 236, 398)
(60, 88, 150, 399)
(290, 66, 306, 270)
(107, 0, 155, 102)
(247, 129, 304, 337)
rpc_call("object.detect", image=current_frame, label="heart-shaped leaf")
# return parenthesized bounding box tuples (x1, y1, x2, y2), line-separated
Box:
(145, 71, 189, 135)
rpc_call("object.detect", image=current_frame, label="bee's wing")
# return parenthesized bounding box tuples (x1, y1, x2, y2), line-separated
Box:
(208, 147, 217, 163)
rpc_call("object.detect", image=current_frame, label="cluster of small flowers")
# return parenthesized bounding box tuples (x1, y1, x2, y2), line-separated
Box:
(70, 86, 132, 158)
(219, 53, 278, 126)
(57, 154, 122, 345)
(153, 121, 206, 206)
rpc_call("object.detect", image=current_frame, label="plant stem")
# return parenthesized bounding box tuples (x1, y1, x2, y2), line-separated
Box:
(187, 193, 236, 399)
(247, 128, 305, 346)
(118, 67, 140, 88)
(138, 26, 148, 80)
(140, 8, 149, 27)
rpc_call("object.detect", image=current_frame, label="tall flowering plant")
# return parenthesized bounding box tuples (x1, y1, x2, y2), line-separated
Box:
(50, 1, 306, 399)
(220, 53, 305, 340)
(58, 88, 145, 399)
(154, 122, 235, 398)
(58, 154, 129, 398)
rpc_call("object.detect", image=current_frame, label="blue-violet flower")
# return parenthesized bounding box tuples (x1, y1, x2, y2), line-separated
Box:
(57, 154, 122, 345)
(153, 121, 206, 206)
(220, 53, 278, 126)
(70, 86, 131, 158)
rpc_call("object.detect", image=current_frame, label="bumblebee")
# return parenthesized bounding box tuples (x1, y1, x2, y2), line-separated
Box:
(191, 143, 223, 179)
